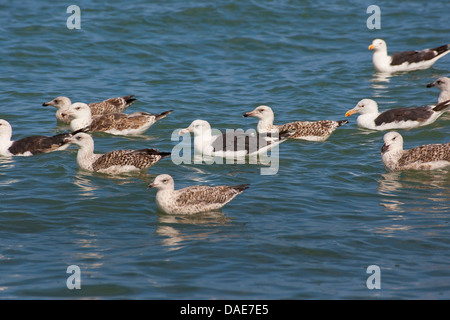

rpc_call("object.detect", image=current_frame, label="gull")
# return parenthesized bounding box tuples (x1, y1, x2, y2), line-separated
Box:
(43, 95, 136, 123)
(243, 105, 348, 142)
(381, 131, 450, 171)
(64, 132, 171, 174)
(64, 102, 172, 135)
(369, 39, 450, 73)
(148, 174, 249, 214)
(0, 119, 83, 157)
(345, 98, 450, 130)
(178, 119, 292, 158)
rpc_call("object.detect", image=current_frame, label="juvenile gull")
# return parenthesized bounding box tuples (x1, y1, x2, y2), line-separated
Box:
(345, 98, 450, 130)
(64, 132, 171, 174)
(64, 102, 173, 135)
(427, 77, 450, 103)
(179, 119, 292, 158)
(148, 174, 249, 215)
(243, 105, 348, 142)
(43, 95, 136, 123)
(0, 119, 83, 157)
(369, 39, 450, 73)
(381, 131, 450, 171)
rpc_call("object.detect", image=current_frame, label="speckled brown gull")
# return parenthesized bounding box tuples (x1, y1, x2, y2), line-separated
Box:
(64, 132, 171, 174)
(369, 39, 450, 73)
(243, 105, 347, 142)
(64, 102, 173, 135)
(381, 131, 450, 171)
(0, 119, 84, 157)
(42, 95, 136, 123)
(148, 174, 249, 215)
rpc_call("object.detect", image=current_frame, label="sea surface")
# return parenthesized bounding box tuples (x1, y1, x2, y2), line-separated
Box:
(0, 0, 449, 300)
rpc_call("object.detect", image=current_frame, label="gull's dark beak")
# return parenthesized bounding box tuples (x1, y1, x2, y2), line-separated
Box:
(426, 82, 436, 88)
(381, 143, 389, 154)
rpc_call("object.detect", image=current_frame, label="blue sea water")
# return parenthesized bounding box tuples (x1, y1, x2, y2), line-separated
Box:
(0, 0, 449, 300)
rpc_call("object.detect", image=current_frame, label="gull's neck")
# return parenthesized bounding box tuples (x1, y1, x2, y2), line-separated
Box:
(76, 140, 99, 170)
(372, 48, 392, 73)
(257, 116, 275, 133)
(71, 114, 92, 131)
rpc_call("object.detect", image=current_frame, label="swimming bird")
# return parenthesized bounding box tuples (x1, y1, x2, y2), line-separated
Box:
(345, 98, 450, 130)
(42, 95, 136, 123)
(0, 119, 83, 157)
(243, 105, 348, 142)
(64, 132, 171, 174)
(148, 174, 249, 215)
(178, 119, 292, 158)
(369, 39, 450, 73)
(427, 77, 450, 103)
(64, 102, 173, 135)
(381, 131, 450, 171)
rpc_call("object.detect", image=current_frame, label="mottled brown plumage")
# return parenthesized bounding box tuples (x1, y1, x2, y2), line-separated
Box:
(88, 95, 136, 116)
(277, 120, 347, 139)
(92, 148, 171, 172)
(398, 144, 450, 168)
(174, 185, 249, 208)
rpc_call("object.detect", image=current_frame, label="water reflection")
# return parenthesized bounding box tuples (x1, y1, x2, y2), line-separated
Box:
(370, 72, 391, 94)
(378, 170, 450, 213)
(0, 157, 17, 187)
(156, 211, 232, 251)
(73, 170, 155, 197)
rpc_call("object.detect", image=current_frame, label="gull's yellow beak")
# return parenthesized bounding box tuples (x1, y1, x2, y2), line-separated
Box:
(345, 109, 358, 117)
(368, 44, 375, 50)
(178, 127, 190, 135)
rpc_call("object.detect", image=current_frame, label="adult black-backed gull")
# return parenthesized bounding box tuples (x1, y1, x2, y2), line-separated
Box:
(427, 77, 450, 103)
(43, 95, 136, 123)
(64, 102, 173, 135)
(64, 132, 171, 174)
(148, 174, 249, 215)
(369, 39, 450, 73)
(381, 131, 450, 171)
(0, 119, 84, 157)
(178, 119, 292, 158)
(345, 98, 450, 130)
(243, 105, 348, 142)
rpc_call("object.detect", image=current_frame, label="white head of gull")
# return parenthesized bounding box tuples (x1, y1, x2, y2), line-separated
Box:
(42, 96, 73, 123)
(381, 131, 450, 171)
(427, 77, 450, 103)
(148, 174, 249, 215)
